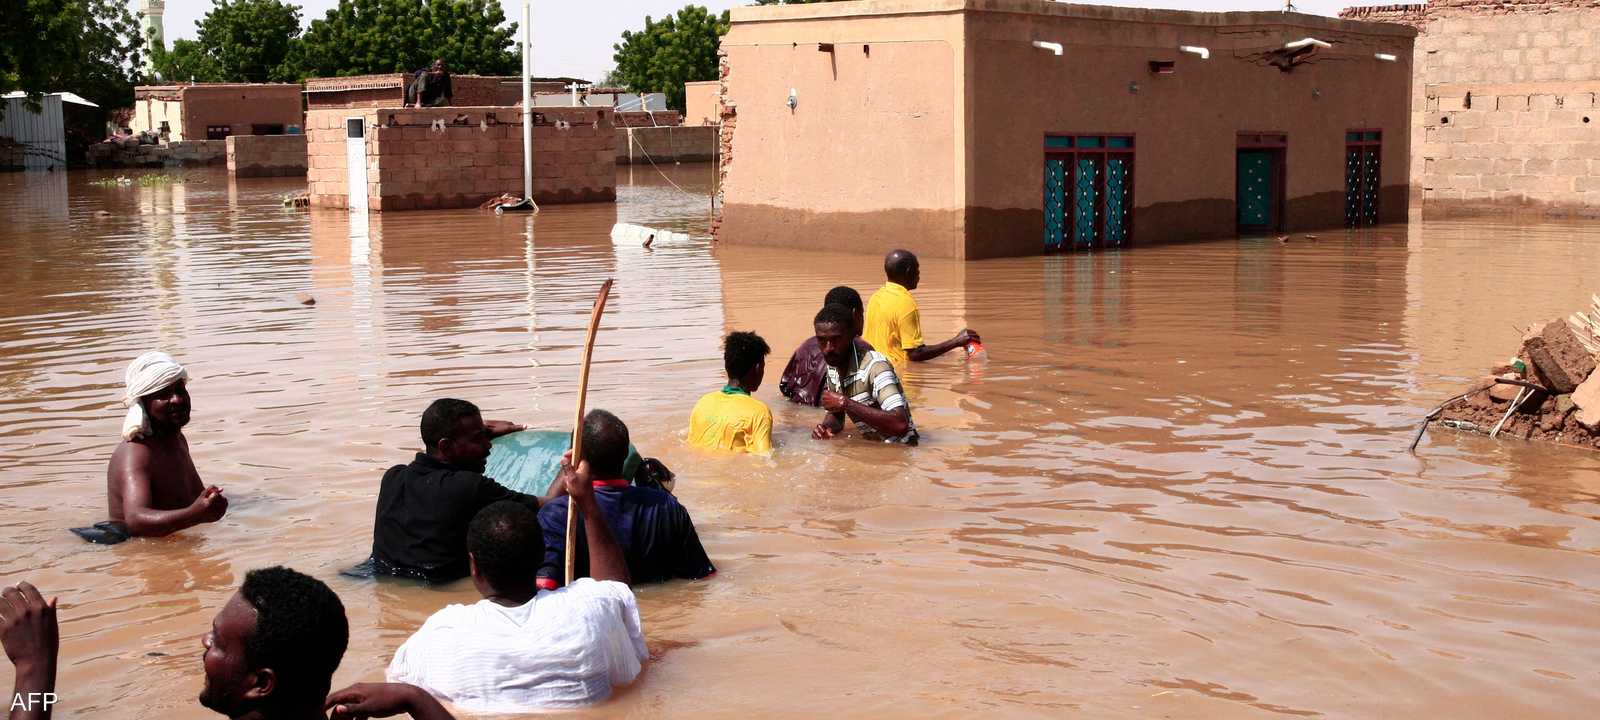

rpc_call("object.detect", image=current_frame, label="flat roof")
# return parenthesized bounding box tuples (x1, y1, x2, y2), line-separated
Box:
(732, 0, 1416, 38)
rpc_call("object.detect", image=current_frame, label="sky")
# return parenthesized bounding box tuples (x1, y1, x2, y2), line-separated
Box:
(134, 0, 1351, 83)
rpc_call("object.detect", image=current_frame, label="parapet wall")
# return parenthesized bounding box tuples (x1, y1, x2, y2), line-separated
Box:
(305, 105, 616, 210)
(85, 139, 226, 168)
(1342, 0, 1600, 215)
(226, 134, 307, 177)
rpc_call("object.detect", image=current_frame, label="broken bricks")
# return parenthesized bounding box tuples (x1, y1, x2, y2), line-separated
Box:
(1523, 320, 1597, 394)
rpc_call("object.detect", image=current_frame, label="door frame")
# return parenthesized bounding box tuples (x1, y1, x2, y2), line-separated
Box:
(1236, 132, 1287, 235)
(1042, 132, 1136, 251)
(345, 116, 368, 213)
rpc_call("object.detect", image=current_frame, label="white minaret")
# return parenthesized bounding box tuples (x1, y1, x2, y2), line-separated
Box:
(141, 0, 165, 76)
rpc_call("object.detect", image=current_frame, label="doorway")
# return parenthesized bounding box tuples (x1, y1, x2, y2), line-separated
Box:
(1236, 133, 1286, 234)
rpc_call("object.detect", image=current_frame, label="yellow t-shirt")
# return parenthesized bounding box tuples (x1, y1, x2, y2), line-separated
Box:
(687, 388, 773, 455)
(863, 281, 924, 370)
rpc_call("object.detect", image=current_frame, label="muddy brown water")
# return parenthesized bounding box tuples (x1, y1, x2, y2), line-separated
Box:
(2, 165, 1598, 718)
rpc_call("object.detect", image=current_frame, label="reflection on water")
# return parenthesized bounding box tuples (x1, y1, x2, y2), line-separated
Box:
(1, 166, 1599, 718)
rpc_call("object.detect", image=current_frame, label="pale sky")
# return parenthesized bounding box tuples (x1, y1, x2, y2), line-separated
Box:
(136, 0, 1350, 82)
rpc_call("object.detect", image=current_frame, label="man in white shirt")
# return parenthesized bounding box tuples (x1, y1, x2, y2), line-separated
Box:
(386, 452, 647, 712)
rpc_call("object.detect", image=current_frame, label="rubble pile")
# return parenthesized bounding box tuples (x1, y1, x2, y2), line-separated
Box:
(1438, 309, 1600, 450)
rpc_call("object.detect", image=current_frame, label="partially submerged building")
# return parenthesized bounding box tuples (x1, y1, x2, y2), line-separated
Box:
(1, 92, 100, 169)
(304, 74, 585, 109)
(1341, 0, 1600, 216)
(130, 83, 303, 140)
(715, 0, 1416, 259)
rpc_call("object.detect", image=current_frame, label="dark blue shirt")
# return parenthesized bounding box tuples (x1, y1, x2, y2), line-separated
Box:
(538, 483, 714, 586)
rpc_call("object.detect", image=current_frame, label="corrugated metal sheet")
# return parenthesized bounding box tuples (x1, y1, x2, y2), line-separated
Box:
(0, 95, 66, 169)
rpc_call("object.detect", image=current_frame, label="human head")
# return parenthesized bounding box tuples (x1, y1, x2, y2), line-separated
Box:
(430, 58, 446, 73)
(200, 566, 348, 717)
(884, 249, 920, 290)
(421, 398, 491, 472)
(723, 331, 771, 392)
(468, 501, 543, 598)
(813, 304, 856, 368)
(823, 286, 864, 336)
(581, 409, 630, 479)
(122, 351, 191, 439)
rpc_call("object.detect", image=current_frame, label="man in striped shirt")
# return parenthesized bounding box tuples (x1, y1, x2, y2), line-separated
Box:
(810, 304, 919, 445)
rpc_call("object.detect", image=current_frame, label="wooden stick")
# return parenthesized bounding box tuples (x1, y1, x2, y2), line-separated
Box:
(566, 278, 613, 586)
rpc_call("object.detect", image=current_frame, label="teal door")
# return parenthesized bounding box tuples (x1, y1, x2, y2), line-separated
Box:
(1237, 150, 1275, 231)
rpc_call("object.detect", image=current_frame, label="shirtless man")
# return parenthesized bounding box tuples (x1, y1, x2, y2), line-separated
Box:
(80, 352, 226, 543)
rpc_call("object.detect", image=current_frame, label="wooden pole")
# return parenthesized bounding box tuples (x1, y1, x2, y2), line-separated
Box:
(566, 278, 613, 586)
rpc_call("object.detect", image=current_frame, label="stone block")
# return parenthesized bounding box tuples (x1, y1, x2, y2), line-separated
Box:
(1523, 319, 1598, 394)
(1573, 370, 1600, 430)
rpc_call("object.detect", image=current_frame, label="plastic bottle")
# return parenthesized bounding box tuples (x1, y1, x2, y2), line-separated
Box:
(965, 340, 987, 361)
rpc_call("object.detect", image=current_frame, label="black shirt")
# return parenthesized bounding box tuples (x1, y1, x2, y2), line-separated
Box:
(371, 452, 539, 582)
(537, 484, 714, 586)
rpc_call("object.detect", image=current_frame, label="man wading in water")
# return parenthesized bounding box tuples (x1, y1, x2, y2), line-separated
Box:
(812, 305, 919, 444)
(80, 352, 228, 544)
(863, 249, 979, 371)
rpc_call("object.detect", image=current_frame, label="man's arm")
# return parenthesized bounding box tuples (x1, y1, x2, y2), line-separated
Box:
(811, 411, 845, 440)
(473, 475, 541, 512)
(906, 329, 979, 362)
(112, 447, 226, 537)
(326, 682, 455, 720)
(820, 391, 910, 438)
(1, 583, 58, 720)
(561, 452, 630, 585)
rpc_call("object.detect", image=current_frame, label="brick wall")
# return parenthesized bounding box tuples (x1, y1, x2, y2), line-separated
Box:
(614, 111, 683, 128)
(616, 126, 716, 164)
(226, 134, 307, 177)
(1342, 0, 1600, 214)
(305, 74, 539, 109)
(85, 139, 226, 167)
(305, 105, 616, 211)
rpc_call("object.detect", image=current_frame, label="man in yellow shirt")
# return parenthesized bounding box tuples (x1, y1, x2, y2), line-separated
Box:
(863, 249, 979, 370)
(688, 331, 774, 455)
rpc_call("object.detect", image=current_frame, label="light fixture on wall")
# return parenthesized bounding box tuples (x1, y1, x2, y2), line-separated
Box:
(1284, 37, 1331, 50)
(1375, 52, 1397, 62)
(1179, 45, 1210, 59)
(787, 88, 797, 111)
(1032, 40, 1063, 56)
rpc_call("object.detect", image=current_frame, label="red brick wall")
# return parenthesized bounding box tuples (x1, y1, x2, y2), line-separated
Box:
(175, 84, 304, 139)
(305, 105, 616, 210)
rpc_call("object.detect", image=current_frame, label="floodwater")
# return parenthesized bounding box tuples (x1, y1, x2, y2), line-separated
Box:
(2, 164, 1599, 719)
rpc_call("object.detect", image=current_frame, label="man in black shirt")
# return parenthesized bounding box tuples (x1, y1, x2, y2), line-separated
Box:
(537, 409, 715, 589)
(370, 398, 560, 582)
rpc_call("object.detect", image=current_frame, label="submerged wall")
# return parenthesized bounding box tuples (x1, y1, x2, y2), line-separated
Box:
(227, 134, 307, 177)
(1341, 0, 1600, 216)
(305, 106, 615, 210)
(617, 126, 717, 164)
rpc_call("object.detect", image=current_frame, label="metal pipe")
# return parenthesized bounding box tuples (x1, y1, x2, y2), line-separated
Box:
(521, 0, 532, 203)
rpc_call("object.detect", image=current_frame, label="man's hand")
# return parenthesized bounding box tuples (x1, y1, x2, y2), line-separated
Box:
(1, 582, 59, 720)
(326, 682, 454, 720)
(955, 329, 981, 345)
(812, 423, 836, 440)
(484, 420, 526, 438)
(191, 486, 227, 523)
(559, 450, 594, 506)
(820, 390, 846, 414)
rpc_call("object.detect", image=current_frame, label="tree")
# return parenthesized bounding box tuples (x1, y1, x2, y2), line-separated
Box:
(152, 0, 302, 83)
(611, 5, 728, 112)
(0, 0, 143, 118)
(290, 0, 519, 79)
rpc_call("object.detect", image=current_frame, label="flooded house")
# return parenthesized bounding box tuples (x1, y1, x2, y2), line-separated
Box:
(130, 83, 304, 140)
(714, 0, 1417, 259)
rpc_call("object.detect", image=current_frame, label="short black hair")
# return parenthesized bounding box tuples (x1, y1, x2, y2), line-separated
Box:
(885, 249, 918, 278)
(823, 286, 863, 314)
(468, 501, 543, 590)
(723, 331, 770, 379)
(239, 567, 348, 702)
(421, 398, 479, 452)
(581, 409, 630, 478)
(814, 304, 854, 332)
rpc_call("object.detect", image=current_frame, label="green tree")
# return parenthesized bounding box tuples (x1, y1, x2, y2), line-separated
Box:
(152, 0, 303, 83)
(611, 5, 728, 112)
(0, 0, 143, 118)
(290, 0, 519, 79)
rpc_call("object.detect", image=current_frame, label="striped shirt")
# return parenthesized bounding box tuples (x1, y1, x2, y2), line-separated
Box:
(825, 348, 918, 444)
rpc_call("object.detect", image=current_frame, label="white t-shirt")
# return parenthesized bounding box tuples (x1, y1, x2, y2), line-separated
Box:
(386, 578, 648, 712)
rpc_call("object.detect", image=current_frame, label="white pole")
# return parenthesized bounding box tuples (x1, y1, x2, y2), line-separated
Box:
(521, 0, 533, 202)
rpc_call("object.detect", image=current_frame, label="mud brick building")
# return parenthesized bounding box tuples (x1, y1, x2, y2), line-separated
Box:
(304, 74, 581, 109)
(304, 105, 615, 211)
(130, 84, 303, 141)
(1341, 0, 1600, 216)
(714, 0, 1415, 259)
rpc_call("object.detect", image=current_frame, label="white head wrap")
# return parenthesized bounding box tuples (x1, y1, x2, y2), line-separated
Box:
(122, 351, 190, 440)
